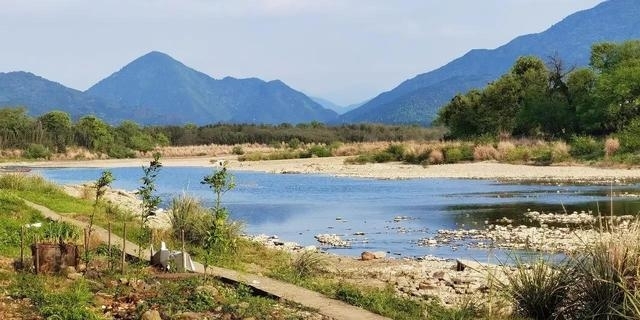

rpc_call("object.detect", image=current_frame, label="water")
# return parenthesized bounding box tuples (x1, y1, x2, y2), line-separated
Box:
(35, 167, 640, 261)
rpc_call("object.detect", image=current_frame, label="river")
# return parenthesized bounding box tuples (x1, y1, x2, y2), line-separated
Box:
(35, 166, 640, 261)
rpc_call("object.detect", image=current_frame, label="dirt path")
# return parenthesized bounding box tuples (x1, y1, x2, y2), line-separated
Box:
(23, 200, 390, 320)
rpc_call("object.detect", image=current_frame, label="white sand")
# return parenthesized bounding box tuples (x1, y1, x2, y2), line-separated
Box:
(6, 156, 640, 181)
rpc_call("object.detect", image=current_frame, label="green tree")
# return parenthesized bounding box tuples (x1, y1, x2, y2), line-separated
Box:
(86, 170, 114, 265)
(0, 107, 33, 148)
(38, 110, 72, 153)
(74, 115, 114, 153)
(200, 165, 236, 271)
(137, 153, 162, 233)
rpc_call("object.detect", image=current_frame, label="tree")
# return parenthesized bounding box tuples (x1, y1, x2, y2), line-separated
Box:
(200, 165, 236, 272)
(39, 110, 72, 153)
(0, 107, 33, 148)
(74, 115, 114, 153)
(137, 153, 162, 230)
(86, 170, 114, 265)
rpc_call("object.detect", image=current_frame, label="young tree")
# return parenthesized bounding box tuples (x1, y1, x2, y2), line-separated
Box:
(200, 165, 236, 272)
(137, 152, 162, 255)
(86, 170, 114, 265)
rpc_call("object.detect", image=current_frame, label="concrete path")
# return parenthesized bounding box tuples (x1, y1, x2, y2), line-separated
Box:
(24, 200, 390, 320)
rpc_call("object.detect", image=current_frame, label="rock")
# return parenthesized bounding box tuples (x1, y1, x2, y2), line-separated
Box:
(141, 310, 162, 320)
(361, 251, 375, 261)
(67, 272, 83, 280)
(456, 259, 484, 272)
(174, 312, 201, 320)
(432, 271, 446, 280)
(196, 285, 219, 298)
(63, 266, 77, 275)
(77, 263, 87, 272)
(418, 281, 436, 290)
(372, 251, 387, 259)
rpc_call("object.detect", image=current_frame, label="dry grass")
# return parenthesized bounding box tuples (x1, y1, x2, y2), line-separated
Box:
(428, 149, 444, 164)
(473, 144, 500, 161)
(605, 137, 620, 158)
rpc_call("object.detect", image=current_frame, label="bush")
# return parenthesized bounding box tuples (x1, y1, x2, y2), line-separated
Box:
(531, 147, 553, 166)
(169, 196, 213, 246)
(287, 138, 301, 149)
(569, 136, 603, 160)
(618, 118, 640, 153)
(308, 145, 332, 157)
(428, 149, 444, 164)
(385, 144, 406, 160)
(504, 146, 531, 163)
(501, 258, 574, 320)
(231, 145, 244, 155)
(605, 137, 621, 157)
(473, 144, 499, 161)
(23, 143, 51, 159)
(373, 152, 394, 163)
(443, 145, 473, 163)
(107, 144, 135, 158)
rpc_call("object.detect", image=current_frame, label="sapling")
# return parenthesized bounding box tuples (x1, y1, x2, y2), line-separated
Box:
(86, 170, 114, 264)
(136, 152, 162, 256)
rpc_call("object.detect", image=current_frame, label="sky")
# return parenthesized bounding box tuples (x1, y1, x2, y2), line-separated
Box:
(0, 0, 604, 106)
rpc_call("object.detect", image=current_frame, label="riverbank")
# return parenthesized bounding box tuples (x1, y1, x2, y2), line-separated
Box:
(5, 156, 640, 181)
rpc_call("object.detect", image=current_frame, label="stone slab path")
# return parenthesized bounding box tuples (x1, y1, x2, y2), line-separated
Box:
(23, 200, 391, 320)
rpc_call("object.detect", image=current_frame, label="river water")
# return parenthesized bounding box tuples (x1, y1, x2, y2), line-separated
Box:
(35, 167, 640, 261)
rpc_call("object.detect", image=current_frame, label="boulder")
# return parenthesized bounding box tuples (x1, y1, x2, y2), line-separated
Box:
(141, 310, 162, 320)
(372, 251, 387, 259)
(361, 251, 375, 261)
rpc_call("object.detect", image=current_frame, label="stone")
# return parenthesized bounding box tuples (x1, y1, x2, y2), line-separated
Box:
(63, 266, 77, 275)
(432, 271, 446, 280)
(141, 309, 162, 320)
(196, 285, 219, 298)
(418, 281, 436, 290)
(372, 251, 387, 259)
(67, 272, 83, 280)
(361, 251, 375, 261)
(174, 312, 200, 320)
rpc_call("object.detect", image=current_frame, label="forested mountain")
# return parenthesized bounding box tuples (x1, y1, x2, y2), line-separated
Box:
(0, 71, 125, 122)
(0, 52, 337, 125)
(342, 0, 640, 125)
(87, 51, 338, 125)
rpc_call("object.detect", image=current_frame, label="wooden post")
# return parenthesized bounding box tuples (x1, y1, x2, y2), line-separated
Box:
(34, 236, 39, 275)
(20, 225, 24, 269)
(121, 222, 126, 274)
(83, 228, 89, 265)
(181, 229, 186, 272)
(107, 222, 112, 270)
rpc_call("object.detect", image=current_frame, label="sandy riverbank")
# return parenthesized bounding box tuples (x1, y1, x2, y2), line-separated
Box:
(5, 156, 640, 181)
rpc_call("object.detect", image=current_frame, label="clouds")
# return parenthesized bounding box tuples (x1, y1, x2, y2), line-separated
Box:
(0, 0, 603, 105)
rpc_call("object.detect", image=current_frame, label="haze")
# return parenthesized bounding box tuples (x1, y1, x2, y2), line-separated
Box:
(0, 0, 603, 105)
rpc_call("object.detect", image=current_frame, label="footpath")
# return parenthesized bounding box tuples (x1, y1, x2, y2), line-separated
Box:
(23, 200, 391, 320)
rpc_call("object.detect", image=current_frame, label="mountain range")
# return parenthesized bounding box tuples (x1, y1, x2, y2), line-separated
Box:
(342, 0, 640, 125)
(0, 0, 638, 126)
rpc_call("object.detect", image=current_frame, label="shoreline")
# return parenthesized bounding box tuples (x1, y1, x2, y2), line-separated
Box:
(5, 156, 640, 181)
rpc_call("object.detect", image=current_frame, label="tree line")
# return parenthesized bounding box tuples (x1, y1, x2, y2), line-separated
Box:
(437, 40, 640, 141)
(0, 107, 445, 158)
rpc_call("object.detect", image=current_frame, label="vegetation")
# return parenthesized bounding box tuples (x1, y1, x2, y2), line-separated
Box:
(438, 40, 640, 143)
(86, 170, 114, 264)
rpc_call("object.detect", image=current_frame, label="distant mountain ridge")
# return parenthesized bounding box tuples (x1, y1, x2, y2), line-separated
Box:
(0, 52, 338, 125)
(341, 0, 640, 125)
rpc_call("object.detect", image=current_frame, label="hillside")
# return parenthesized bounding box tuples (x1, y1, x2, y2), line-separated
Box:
(342, 0, 640, 125)
(0, 71, 124, 121)
(87, 51, 338, 125)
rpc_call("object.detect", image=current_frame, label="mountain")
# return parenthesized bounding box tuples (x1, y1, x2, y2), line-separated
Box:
(0, 71, 125, 121)
(87, 51, 338, 125)
(342, 0, 640, 125)
(311, 97, 362, 114)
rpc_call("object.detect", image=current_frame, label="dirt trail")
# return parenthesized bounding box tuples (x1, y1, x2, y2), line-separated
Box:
(23, 200, 391, 320)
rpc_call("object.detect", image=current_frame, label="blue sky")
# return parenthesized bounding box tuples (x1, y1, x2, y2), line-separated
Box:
(0, 0, 603, 105)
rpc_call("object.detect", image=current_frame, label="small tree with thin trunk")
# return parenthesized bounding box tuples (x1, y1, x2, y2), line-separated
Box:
(200, 165, 236, 273)
(86, 170, 114, 265)
(136, 152, 162, 257)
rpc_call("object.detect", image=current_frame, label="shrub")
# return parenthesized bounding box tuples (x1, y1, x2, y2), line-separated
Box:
(385, 144, 406, 160)
(443, 145, 473, 163)
(308, 145, 332, 157)
(106, 144, 135, 158)
(231, 145, 245, 155)
(473, 144, 499, 161)
(373, 152, 394, 163)
(504, 146, 531, 163)
(287, 138, 301, 149)
(428, 149, 444, 164)
(618, 118, 640, 153)
(23, 143, 51, 159)
(292, 250, 326, 279)
(569, 135, 603, 160)
(169, 196, 213, 246)
(605, 137, 620, 157)
(501, 258, 574, 320)
(551, 141, 570, 162)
